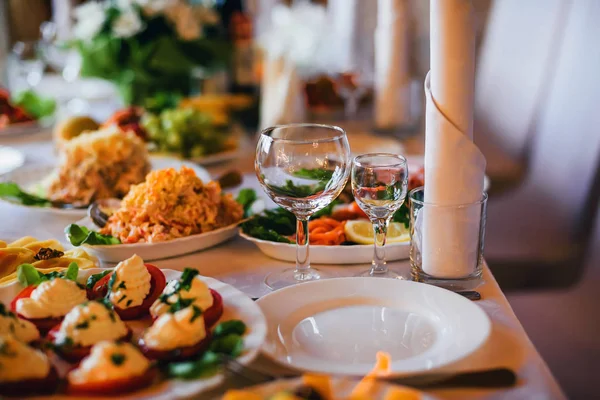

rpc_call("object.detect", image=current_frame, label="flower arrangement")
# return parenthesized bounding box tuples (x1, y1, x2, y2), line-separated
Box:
(72, 0, 228, 105)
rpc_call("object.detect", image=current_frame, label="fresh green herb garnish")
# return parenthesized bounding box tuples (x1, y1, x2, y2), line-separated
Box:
(0, 182, 51, 207)
(190, 305, 203, 323)
(240, 208, 295, 243)
(65, 224, 121, 246)
(110, 353, 126, 366)
(392, 202, 410, 229)
(86, 270, 112, 289)
(179, 268, 199, 291)
(213, 320, 247, 337)
(169, 297, 195, 313)
(117, 281, 127, 289)
(117, 295, 127, 304)
(270, 179, 326, 198)
(0, 304, 15, 318)
(126, 299, 133, 307)
(236, 188, 258, 218)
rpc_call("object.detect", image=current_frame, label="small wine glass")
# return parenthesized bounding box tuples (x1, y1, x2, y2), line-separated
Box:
(255, 124, 351, 290)
(352, 153, 408, 278)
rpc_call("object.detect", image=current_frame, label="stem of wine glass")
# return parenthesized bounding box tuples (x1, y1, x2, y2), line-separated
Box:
(371, 218, 389, 274)
(295, 217, 311, 279)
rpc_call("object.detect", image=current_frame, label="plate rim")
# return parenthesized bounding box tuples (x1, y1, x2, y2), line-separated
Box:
(256, 277, 491, 377)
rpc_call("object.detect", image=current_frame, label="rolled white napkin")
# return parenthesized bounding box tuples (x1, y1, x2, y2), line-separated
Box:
(374, 0, 411, 129)
(421, 0, 486, 278)
(259, 56, 306, 129)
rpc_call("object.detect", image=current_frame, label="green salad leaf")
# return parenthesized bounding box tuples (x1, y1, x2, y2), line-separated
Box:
(65, 262, 79, 281)
(12, 90, 56, 119)
(16, 264, 42, 287)
(293, 168, 334, 181)
(65, 224, 121, 246)
(17, 263, 79, 287)
(0, 182, 51, 207)
(86, 270, 112, 289)
(235, 188, 258, 218)
(240, 208, 295, 243)
(312, 198, 342, 219)
(209, 334, 244, 357)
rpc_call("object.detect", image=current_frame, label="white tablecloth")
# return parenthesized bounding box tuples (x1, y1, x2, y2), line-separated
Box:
(0, 132, 565, 400)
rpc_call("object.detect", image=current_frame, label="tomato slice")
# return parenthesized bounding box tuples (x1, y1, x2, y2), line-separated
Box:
(138, 333, 212, 362)
(9, 285, 36, 312)
(10, 286, 63, 334)
(67, 368, 156, 396)
(204, 289, 224, 328)
(87, 272, 113, 300)
(113, 264, 166, 321)
(47, 324, 132, 363)
(0, 366, 59, 397)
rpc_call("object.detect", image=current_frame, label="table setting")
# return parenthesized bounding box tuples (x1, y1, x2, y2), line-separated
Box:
(0, 0, 565, 399)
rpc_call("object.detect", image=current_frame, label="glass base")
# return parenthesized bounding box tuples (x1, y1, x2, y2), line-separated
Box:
(355, 268, 405, 279)
(265, 267, 330, 291)
(411, 267, 483, 291)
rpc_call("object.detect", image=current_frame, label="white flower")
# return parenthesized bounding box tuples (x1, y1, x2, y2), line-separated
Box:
(165, 2, 202, 40)
(112, 8, 145, 38)
(72, 2, 106, 41)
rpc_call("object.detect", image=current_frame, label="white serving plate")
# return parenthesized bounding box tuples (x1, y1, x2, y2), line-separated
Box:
(0, 120, 45, 137)
(73, 217, 239, 263)
(239, 231, 410, 264)
(0, 268, 267, 400)
(223, 377, 438, 400)
(0, 156, 211, 219)
(257, 277, 491, 377)
(0, 146, 25, 175)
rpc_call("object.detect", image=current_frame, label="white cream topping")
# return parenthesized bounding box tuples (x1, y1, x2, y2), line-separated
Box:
(0, 313, 39, 343)
(16, 279, 87, 319)
(68, 341, 150, 384)
(0, 334, 50, 382)
(108, 254, 151, 309)
(143, 306, 207, 351)
(150, 276, 214, 319)
(55, 301, 129, 347)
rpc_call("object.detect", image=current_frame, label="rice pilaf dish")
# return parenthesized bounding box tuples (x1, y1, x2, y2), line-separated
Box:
(99, 167, 243, 243)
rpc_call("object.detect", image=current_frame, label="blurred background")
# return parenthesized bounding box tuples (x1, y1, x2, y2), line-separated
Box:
(0, 1, 598, 398)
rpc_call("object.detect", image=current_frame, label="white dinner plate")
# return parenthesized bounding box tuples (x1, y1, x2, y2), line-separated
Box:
(239, 231, 410, 264)
(71, 216, 239, 263)
(0, 156, 211, 219)
(257, 277, 491, 377)
(0, 146, 25, 175)
(0, 120, 46, 137)
(0, 268, 267, 400)
(221, 377, 438, 400)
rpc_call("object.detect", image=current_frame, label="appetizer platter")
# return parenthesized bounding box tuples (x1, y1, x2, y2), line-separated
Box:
(0, 258, 266, 398)
(239, 166, 415, 264)
(0, 126, 211, 218)
(222, 373, 435, 400)
(65, 168, 257, 262)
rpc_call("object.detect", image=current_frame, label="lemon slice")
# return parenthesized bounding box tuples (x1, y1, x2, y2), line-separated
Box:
(344, 220, 410, 244)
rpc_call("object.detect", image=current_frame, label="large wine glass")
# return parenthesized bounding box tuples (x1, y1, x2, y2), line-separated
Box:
(351, 153, 408, 278)
(255, 124, 351, 290)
